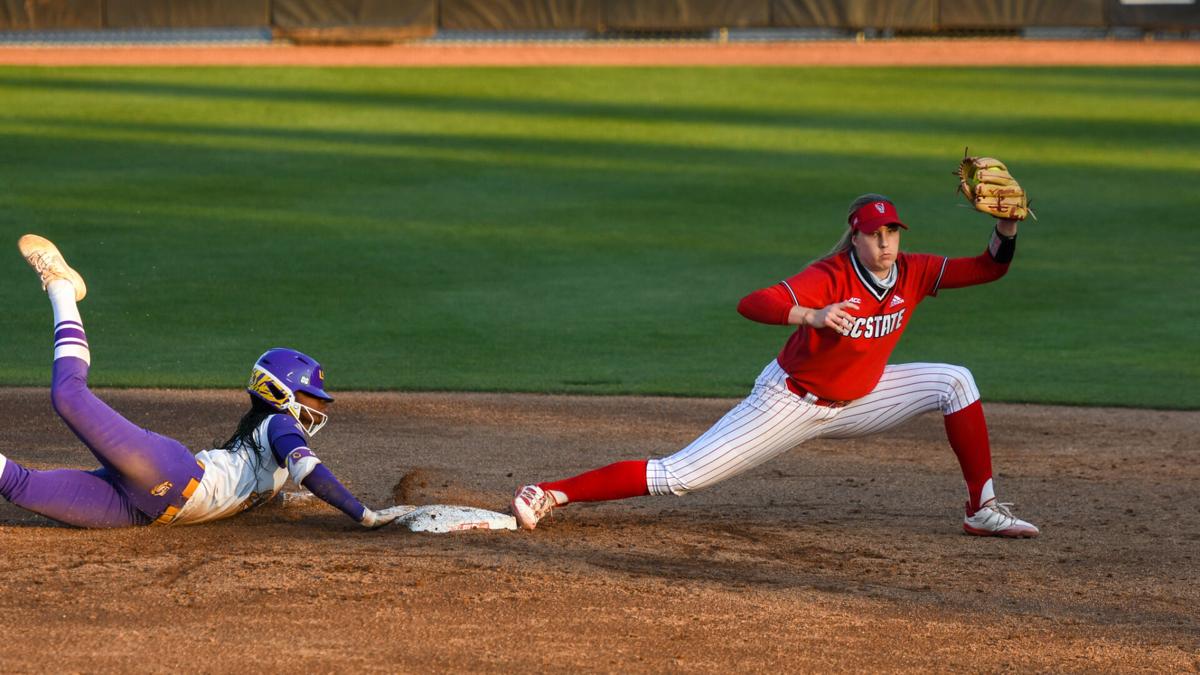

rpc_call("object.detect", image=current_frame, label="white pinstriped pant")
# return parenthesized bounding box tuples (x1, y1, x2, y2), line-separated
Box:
(646, 360, 981, 496)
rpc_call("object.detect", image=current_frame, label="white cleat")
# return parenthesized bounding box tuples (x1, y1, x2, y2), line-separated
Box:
(18, 234, 86, 302)
(963, 499, 1040, 538)
(511, 484, 557, 531)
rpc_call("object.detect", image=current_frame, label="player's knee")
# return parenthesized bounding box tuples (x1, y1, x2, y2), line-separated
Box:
(49, 374, 89, 423)
(947, 365, 976, 390)
(940, 364, 980, 412)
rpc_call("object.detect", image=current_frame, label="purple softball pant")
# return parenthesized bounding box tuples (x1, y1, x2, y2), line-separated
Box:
(0, 357, 204, 528)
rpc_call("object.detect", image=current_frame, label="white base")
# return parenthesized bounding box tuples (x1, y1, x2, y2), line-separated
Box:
(376, 504, 517, 533)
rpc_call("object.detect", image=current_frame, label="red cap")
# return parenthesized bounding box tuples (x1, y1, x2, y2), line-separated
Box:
(849, 200, 908, 233)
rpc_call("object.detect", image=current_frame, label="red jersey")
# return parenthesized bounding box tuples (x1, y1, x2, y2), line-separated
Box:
(738, 240, 1013, 402)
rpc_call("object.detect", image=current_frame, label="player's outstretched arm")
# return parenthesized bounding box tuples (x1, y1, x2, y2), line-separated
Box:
(266, 416, 396, 529)
(300, 466, 398, 529)
(938, 222, 1020, 291)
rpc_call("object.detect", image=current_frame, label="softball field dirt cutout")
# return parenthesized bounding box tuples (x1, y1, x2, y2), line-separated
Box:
(1, 41, 1197, 672)
(1, 388, 1197, 671)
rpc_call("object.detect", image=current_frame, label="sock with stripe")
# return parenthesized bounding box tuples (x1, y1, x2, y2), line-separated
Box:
(47, 279, 90, 364)
(540, 460, 650, 506)
(943, 400, 995, 513)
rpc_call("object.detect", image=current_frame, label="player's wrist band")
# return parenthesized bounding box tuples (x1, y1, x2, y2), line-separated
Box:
(988, 227, 1017, 263)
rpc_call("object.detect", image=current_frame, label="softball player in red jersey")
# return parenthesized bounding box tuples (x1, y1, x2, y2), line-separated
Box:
(513, 193, 1038, 538)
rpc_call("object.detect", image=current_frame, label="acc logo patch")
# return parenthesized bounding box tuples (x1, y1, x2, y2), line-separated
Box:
(150, 481, 173, 497)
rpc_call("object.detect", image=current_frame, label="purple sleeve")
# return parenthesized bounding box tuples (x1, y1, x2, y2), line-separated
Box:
(266, 415, 307, 467)
(300, 465, 367, 522)
(265, 415, 366, 523)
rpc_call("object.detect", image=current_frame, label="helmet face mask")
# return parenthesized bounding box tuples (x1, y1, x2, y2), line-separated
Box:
(291, 399, 329, 437)
(247, 349, 333, 436)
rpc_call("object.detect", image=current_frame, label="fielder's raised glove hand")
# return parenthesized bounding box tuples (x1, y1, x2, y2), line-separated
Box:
(359, 507, 400, 529)
(957, 153, 1033, 221)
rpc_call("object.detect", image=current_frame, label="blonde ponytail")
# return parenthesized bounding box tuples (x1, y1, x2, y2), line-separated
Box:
(825, 226, 855, 258)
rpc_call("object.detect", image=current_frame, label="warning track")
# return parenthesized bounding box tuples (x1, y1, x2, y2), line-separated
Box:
(1, 39, 1198, 67)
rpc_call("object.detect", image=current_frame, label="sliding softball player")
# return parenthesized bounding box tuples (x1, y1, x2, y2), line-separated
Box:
(514, 160, 1039, 538)
(0, 235, 397, 529)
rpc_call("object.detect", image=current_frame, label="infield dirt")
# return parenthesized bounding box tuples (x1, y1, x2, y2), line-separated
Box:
(1, 388, 1196, 672)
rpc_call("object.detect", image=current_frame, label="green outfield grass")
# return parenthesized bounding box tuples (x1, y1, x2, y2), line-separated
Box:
(0, 66, 1196, 408)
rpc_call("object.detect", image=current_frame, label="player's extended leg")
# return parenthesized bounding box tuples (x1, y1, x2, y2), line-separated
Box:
(0, 454, 150, 527)
(19, 235, 203, 524)
(512, 360, 836, 528)
(817, 362, 1037, 538)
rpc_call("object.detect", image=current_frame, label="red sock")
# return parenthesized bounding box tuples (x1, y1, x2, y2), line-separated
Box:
(539, 460, 650, 504)
(943, 401, 994, 512)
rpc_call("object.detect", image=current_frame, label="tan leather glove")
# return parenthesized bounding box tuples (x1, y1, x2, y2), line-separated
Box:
(957, 155, 1032, 221)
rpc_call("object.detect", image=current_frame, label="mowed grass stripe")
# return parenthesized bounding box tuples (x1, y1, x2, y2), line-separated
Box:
(0, 67, 1196, 408)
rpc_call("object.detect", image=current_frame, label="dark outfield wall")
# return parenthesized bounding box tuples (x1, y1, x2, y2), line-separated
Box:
(1, 0, 1196, 32)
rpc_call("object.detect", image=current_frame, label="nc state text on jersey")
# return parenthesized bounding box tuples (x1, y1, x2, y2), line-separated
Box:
(844, 309, 906, 339)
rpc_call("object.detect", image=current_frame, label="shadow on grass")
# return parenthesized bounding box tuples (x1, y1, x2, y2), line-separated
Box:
(0, 73, 1196, 151)
(0, 78, 1194, 406)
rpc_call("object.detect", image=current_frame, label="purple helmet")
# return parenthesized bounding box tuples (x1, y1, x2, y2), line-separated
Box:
(247, 348, 333, 435)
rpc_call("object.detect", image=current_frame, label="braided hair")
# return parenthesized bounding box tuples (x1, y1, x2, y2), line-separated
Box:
(219, 394, 277, 453)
